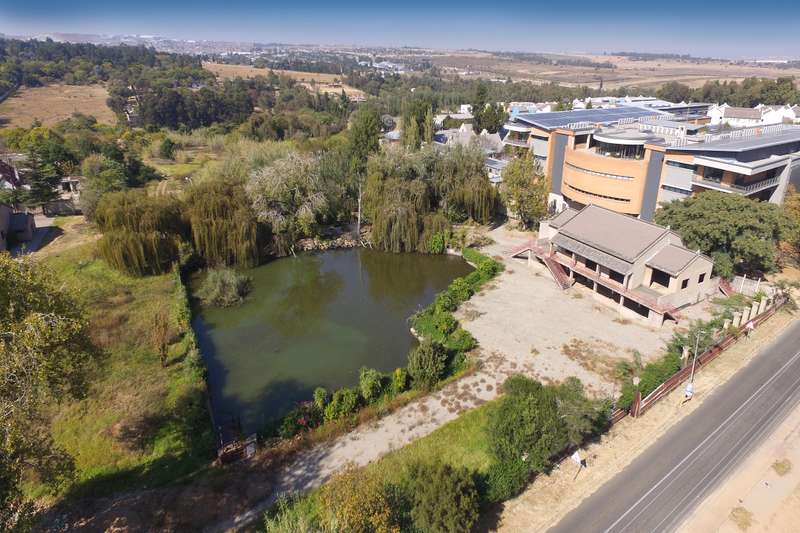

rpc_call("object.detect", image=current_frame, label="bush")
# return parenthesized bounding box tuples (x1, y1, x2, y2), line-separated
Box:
(359, 367, 384, 403)
(483, 458, 530, 503)
(432, 311, 457, 336)
(637, 352, 682, 399)
(487, 376, 567, 473)
(448, 278, 474, 304)
(408, 341, 447, 391)
(445, 327, 476, 353)
(434, 291, 458, 313)
(428, 231, 447, 254)
(278, 402, 322, 439)
(552, 377, 609, 446)
(197, 267, 252, 307)
(264, 494, 322, 533)
(313, 387, 328, 411)
(324, 388, 360, 421)
(389, 367, 409, 396)
(319, 466, 401, 533)
(159, 137, 177, 159)
(403, 462, 480, 533)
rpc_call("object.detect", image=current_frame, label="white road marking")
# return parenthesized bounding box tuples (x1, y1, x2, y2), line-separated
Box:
(604, 347, 800, 533)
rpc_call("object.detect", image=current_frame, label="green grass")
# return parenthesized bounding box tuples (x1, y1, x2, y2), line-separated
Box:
(30, 241, 214, 500)
(365, 400, 494, 484)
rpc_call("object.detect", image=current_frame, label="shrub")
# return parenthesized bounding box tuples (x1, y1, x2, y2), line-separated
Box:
(637, 352, 682, 399)
(483, 458, 530, 503)
(428, 232, 447, 254)
(432, 311, 457, 336)
(434, 291, 458, 313)
(448, 278, 474, 303)
(319, 466, 401, 533)
(278, 402, 322, 439)
(553, 377, 609, 446)
(324, 388, 360, 421)
(359, 367, 384, 403)
(403, 462, 480, 533)
(197, 267, 252, 307)
(487, 376, 567, 473)
(445, 327, 476, 353)
(389, 367, 409, 396)
(408, 341, 447, 391)
(264, 494, 322, 533)
(159, 137, 177, 159)
(313, 387, 328, 411)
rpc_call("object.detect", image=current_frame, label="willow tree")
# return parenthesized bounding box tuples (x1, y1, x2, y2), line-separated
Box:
(185, 180, 264, 267)
(364, 146, 434, 253)
(94, 189, 186, 275)
(433, 144, 498, 223)
(500, 155, 548, 229)
(246, 152, 341, 256)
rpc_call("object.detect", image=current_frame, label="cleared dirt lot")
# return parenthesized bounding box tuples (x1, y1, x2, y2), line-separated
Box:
(458, 226, 676, 397)
(202, 62, 365, 98)
(0, 84, 115, 127)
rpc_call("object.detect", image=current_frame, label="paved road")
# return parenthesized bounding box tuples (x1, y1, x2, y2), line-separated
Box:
(550, 319, 800, 533)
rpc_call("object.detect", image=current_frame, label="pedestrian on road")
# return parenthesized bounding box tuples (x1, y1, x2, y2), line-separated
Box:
(746, 320, 755, 339)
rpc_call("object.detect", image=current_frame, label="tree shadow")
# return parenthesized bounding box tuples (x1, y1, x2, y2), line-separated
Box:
(62, 388, 216, 501)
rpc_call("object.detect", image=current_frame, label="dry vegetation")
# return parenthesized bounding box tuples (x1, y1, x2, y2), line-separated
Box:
(202, 61, 365, 97)
(415, 50, 800, 90)
(0, 84, 116, 127)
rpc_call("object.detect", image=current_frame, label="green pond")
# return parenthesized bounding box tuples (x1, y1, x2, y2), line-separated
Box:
(193, 248, 472, 437)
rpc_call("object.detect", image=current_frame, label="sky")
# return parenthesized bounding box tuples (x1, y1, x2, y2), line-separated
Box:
(1, 0, 799, 59)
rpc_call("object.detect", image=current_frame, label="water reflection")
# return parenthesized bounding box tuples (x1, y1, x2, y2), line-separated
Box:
(195, 249, 472, 434)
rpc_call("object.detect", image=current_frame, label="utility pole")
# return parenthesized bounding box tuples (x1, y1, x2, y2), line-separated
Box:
(685, 332, 701, 402)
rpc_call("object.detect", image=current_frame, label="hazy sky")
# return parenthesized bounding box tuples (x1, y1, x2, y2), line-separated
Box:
(1, 0, 799, 58)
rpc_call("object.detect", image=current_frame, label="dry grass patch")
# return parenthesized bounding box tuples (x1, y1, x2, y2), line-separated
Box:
(772, 458, 792, 476)
(729, 506, 754, 531)
(0, 84, 115, 127)
(560, 338, 629, 383)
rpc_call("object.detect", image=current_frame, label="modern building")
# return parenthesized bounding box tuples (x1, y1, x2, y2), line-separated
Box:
(512, 205, 716, 326)
(503, 105, 800, 220)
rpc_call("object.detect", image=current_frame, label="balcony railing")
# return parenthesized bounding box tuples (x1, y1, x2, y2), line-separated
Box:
(692, 174, 781, 194)
(502, 137, 529, 147)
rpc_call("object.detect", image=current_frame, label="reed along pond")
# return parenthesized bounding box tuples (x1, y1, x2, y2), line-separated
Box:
(193, 248, 472, 436)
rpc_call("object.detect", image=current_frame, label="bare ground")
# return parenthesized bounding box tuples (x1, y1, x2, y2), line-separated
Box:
(0, 84, 115, 127)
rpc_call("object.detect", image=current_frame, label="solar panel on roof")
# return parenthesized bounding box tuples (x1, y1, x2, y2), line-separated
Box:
(514, 106, 668, 130)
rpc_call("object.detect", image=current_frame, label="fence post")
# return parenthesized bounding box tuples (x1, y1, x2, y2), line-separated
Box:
(758, 298, 767, 315)
(732, 311, 742, 328)
(723, 318, 731, 331)
(750, 300, 760, 319)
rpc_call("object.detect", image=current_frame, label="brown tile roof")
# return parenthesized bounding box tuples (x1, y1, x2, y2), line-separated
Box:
(556, 205, 669, 262)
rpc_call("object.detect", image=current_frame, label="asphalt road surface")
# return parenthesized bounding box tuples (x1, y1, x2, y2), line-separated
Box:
(550, 319, 800, 533)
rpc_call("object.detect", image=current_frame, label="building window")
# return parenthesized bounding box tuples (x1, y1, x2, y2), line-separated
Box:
(698, 273, 706, 283)
(681, 279, 689, 289)
(593, 140, 646, 160)
(660, 184, 692, 196)
(651, 269, 671, 289)
(609, 270, 625, 284)
(565, 183, 630, 203)
(703, 166, 724, 183)
(666, 160, 696, 171)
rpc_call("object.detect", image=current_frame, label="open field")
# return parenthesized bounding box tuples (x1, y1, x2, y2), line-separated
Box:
(0, 84, 116, 127)
(28, 230, 214, 505)
(202, 61, 365, 97)
(403, 50, 800, 90)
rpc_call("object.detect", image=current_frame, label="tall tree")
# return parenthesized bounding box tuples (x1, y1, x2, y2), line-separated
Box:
(423, 105, 434, 144)
(655, 191, 798, 278)
(500, 155, 548, 228)
(1, 255, 98, 530)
